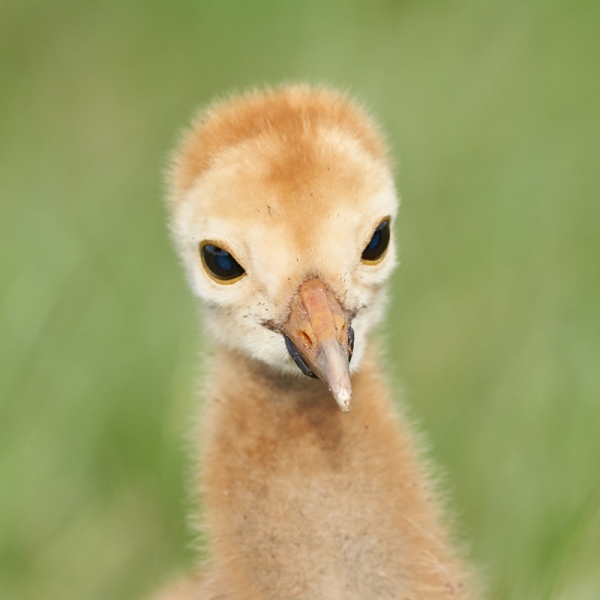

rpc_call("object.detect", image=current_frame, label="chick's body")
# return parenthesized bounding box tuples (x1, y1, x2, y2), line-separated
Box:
(155, 85, 477, 600)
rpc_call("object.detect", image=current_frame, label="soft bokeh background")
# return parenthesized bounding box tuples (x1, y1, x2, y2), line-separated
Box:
(1, 1, 599, 598)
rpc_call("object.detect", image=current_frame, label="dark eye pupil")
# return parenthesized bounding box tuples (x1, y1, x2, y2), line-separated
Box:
(367, 230, 382, 251)
(201, 244, 245, 281)
(362, 220, 390, 262)
(216, 253, 233, 272)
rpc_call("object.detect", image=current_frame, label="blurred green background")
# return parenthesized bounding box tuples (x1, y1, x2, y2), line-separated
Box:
(1, 0, 599, 598)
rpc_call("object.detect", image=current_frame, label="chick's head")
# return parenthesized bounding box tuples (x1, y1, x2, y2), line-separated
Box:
(168, 86, 399, 402)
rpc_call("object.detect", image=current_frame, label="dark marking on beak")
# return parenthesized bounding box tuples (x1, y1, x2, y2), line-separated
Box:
(347, 326, 355, 362)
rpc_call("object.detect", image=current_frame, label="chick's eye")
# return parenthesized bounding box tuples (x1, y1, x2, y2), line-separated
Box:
(201, 243, 245, 283)
(361, 219, 391, 263)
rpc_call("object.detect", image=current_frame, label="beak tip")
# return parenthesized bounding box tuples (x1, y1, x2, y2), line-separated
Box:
(332, 387, 352, 413)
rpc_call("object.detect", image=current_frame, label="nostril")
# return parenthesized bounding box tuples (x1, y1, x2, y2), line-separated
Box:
(284, 335, 317, 378)
(298, 330, 314, 349)
(347, 326, 355, 361)
(333, 315, 346, 335)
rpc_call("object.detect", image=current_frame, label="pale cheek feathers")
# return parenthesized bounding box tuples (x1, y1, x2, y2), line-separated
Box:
(202, 302, 301, 375)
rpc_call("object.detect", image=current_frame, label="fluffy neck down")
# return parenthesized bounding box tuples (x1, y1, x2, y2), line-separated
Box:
(195, 344, 474, 600)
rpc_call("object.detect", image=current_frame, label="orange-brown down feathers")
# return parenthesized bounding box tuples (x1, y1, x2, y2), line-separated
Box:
(170, 85, 389, 203)
(153, 85, 479, 600)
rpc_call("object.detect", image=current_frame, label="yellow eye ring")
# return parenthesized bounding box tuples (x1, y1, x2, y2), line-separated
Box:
(200, 241, 246, 284)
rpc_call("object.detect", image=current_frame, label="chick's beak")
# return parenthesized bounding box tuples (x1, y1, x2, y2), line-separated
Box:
(280, 278, 354, 412)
